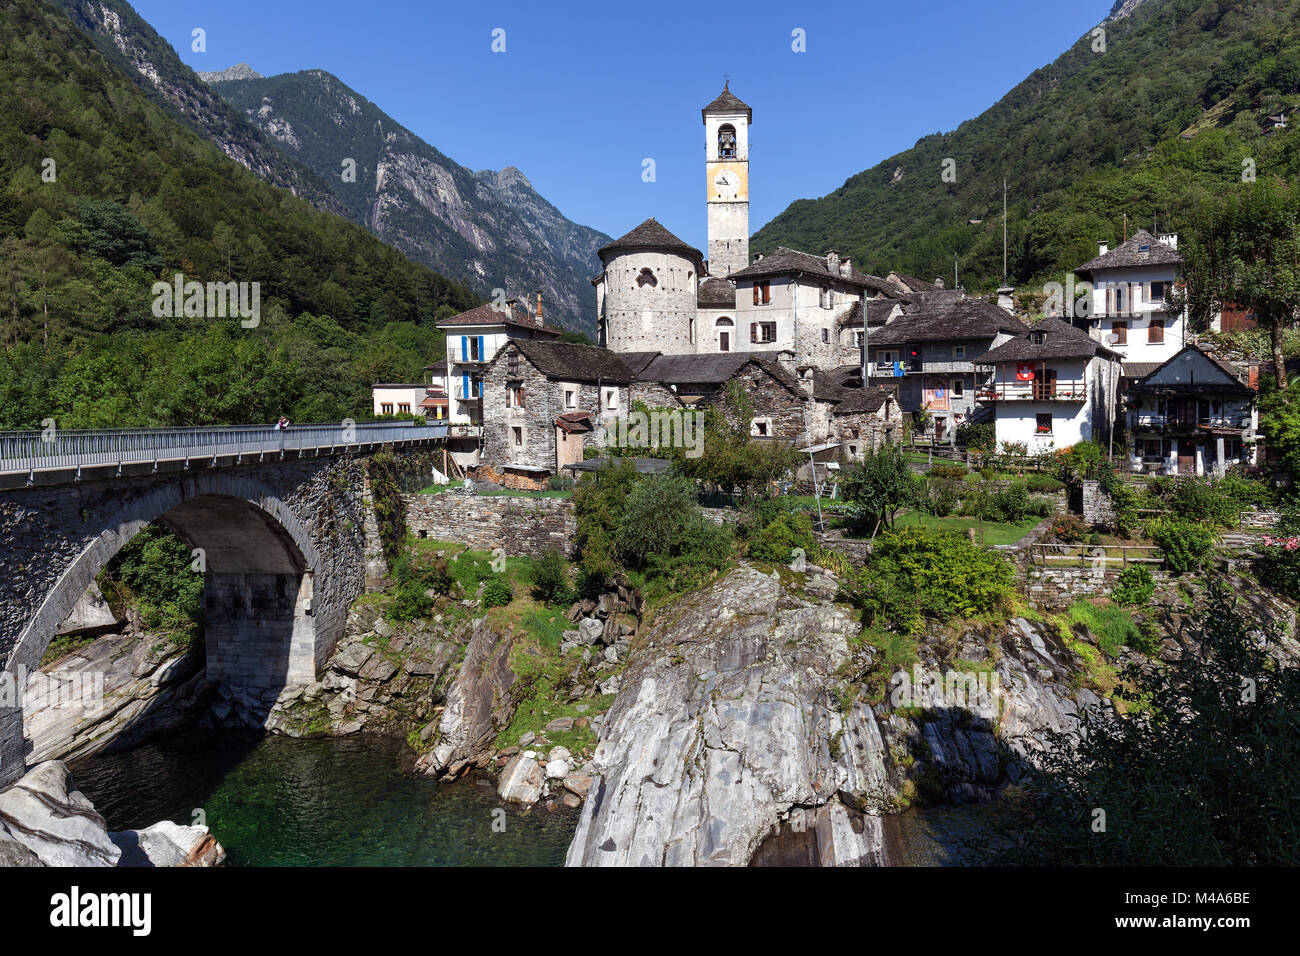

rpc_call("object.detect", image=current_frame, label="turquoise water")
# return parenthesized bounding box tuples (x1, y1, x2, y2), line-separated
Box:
(70, 732, 578, 867)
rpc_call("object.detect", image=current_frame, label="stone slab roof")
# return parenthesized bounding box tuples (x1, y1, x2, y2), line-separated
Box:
(436, 302, 563, 335)
(508, 340, 637, 384)
(598, 218, 703, 262)
(697, 276, 736, 308)
(727, 246, 877, 288)
(702, 83, 752, 122)
(1076, 230, 1182, 275)
(871, 297, 1026, 346)
(977, 317, 1121, 363)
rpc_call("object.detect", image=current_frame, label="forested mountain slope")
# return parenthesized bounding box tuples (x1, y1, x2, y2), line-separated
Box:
(755, 0, 1300, 292)
(0, 0, 480, 429)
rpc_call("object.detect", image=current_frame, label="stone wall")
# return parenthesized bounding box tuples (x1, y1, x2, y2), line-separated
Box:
(711, 362, 807, 440)
(404, 492, 577, 557)
(1078, 480, 1116, 525)
(1019, 563, 1174, 608)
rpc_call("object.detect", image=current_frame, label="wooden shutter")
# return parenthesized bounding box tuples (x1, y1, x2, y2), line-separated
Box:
(753, 284, 760, 305)
(751, 323, 757, 343)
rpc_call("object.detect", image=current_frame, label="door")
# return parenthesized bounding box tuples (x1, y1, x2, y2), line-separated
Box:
(1033, 367, 1057, 400)
(1178, 439, 1196, 475)
(719, 331, 730, 352)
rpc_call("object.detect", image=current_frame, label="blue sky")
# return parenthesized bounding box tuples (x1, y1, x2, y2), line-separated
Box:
(134, 0, 1115, 248)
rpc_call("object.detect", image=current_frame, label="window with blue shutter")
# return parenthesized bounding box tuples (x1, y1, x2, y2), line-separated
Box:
(461, 336, 468, 363)
(462, 374, 469, 400)
(477, 336, 485, 363)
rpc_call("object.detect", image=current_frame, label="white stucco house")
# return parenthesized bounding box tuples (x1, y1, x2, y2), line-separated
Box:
(975, 317, 1122, 455)
(1073, 230, 1187, 385)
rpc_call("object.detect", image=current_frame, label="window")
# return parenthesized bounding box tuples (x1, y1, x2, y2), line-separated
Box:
(464, 336, 482, 361)
(1139, 243, 1151, 252)
(1149, 281, 1168, 302)
(605, 389, 618, 410)
(822, 328, 830, 344)
(507, 384, 525, 408)
(819, 287, 831, 309)
(1030, 330, 1046, 345)
(856, 332, 864, 347)
(1149, 318, 1165, 343)
(398, 403, 411, 414)
(952, 345, 965, 360)
(718, 123, 737, 159)
(688, 317, 695, 343)
(1035, 413, 1053, 435)
(636, 268, 657, 288)
(951, 378, 965, 397)
(753, 421, 769, 437)
(753, 281, 771, 305)
(751, 322, 776, 343)
(1112, 320, 1127, 345)
(381, 403, 394, 415)
(511, 427, 523, 448)
(878, 350, 898, 365)
(564, 389, 575, 409)
(507, 351, 519, 375)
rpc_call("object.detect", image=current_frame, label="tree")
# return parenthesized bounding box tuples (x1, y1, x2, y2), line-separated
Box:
(840, 443, 921, 537)
(978, 581, 1300, 865)
(1175, 179, 1300, 388)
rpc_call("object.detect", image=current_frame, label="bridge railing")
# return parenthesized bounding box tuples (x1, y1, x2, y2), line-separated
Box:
(0, 421, 447, 475)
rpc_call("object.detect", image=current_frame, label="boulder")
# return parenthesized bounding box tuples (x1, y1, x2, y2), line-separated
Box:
(55, 581, 117, 636)
(577, 618, 604, 645)
(545, 717, 573, 733)
(0, 762, 120, 867)
(425, 620, 518, 777)
(497, 755, 545, 805)
(562, 770, 595, 799)
(110, 821, 226, 867)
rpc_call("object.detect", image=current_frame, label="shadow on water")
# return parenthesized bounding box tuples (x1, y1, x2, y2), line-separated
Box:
(70, 731, 578, 867)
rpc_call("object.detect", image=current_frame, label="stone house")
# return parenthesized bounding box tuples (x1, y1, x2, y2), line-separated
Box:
(867, 296, 1027, 442)
(975, 317, 1122, 456)
(477, 340, 635, 489)
(1124, 345, 1257, 475)
(809, 366, 904, 462)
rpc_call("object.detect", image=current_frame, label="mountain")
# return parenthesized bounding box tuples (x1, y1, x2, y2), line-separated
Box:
(46, 0, 347, 218)
(204, 68, 608, 334)
(0, 0, 479, 429)
(754, 0, 1300, 295)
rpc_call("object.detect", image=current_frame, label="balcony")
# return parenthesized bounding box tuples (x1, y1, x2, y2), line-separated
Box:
(1128, 413, 1251, 432)
(976, 382, 1088, 402)
(873, 361, 920, 377)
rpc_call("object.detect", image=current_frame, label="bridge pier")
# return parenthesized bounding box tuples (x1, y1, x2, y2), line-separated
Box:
(204, 572, 318, 695)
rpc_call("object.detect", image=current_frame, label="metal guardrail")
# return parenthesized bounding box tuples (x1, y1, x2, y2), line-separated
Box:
(0, 421, 447, 477)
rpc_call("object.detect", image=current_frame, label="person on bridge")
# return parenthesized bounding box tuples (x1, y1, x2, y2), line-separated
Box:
(275, 416, 289, 430)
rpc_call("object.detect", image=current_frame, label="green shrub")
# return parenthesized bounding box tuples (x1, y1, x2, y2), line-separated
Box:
(1255, 514, 1300, 599)
(1063, 600, 1142, 658)
(749, 511, 814, 563)
(1049, 513, 1090, 543)
(923, 477, 961, 517)
(548, 475, 575, 492)
(929, 465, 969, 480)
(955, 421, 995, 451)
(1112, 565, 1156, 607)
(1151, 519, 1216, 573)
(849, 528, 1015, 632)
(481, 577, 514, 608)
(530, 549, 573, 605)
(1027, 496, 1056, 518)
(993, 482, 1031, 523)
(1026, 474, 1065, 493)
(388, 580, 433, 622)
(1053, 441, 1109, 483)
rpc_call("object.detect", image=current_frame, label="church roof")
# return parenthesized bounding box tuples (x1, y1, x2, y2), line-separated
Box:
(598, 218, 703, 263)
(702, 83, 752, 122)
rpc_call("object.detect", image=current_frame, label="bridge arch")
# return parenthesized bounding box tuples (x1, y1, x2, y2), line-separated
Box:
(3, 471, 331, 782)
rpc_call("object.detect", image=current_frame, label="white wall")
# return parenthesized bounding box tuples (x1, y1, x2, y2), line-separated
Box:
(372, 385, 426, 417)
(1085, 264, 1186, 365)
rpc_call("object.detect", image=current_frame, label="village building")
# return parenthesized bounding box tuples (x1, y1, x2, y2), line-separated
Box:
(975, 317, 1122, 455)
(436, 296, 563, 469)
(866, 296, 1027, 443)
(1074, 230, 1187, 382)
(809, 366, 904, 461)
(1124, 345, 1258, 475)
(477, 339, 634, 489)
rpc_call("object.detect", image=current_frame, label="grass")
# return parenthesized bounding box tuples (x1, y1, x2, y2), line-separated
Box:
(891, 511, 1043, 546)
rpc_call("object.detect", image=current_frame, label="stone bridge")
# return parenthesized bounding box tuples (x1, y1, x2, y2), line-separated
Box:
(0, 422, 444, 785)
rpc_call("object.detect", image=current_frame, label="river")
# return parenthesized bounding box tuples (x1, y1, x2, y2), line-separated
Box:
(71, 731, 991, 866)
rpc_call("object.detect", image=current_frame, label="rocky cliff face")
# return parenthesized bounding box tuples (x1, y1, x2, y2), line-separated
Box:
(565, 564, 1104, 867)
(47, 0, 346, 216)
(203, 70, 608, 335)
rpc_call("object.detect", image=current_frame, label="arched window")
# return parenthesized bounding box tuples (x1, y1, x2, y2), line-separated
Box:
(636, 267, 658, 288)
(715, 316, 734, 326)
(718, 124, 737, 160)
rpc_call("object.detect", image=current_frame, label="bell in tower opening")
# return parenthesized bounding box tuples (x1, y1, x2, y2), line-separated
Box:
(718, 124, 737, 160)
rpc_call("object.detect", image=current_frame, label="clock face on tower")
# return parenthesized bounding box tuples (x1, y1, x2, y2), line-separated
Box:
(707, 162, 747, 202)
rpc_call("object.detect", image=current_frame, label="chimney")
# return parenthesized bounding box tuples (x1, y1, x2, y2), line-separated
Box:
(754, 253, 764, 263)
(840, 257, 852, 278)
(1098, 240, 1110, 256)
(934, 277, 945, 289)
(997, 286, 1016, 315)
(827, 250, 840, 275)
(1158, 233, 1179, 250)
(534, 290, 544, 327)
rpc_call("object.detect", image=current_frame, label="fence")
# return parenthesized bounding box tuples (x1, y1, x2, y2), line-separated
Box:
(0, 421, 446, 476)
(1029, 543, 1163, 568)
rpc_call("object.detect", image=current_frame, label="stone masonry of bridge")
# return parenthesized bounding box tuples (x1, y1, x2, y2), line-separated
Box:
(0, 453, 425, 785)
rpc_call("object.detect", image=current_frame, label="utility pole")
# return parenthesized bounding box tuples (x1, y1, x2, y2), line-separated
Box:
(954, 254, 959, 290)
(1003, 178, 1008, 283)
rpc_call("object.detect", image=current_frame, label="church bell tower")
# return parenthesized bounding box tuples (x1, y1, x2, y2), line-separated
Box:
(703, 83, 751, 278)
